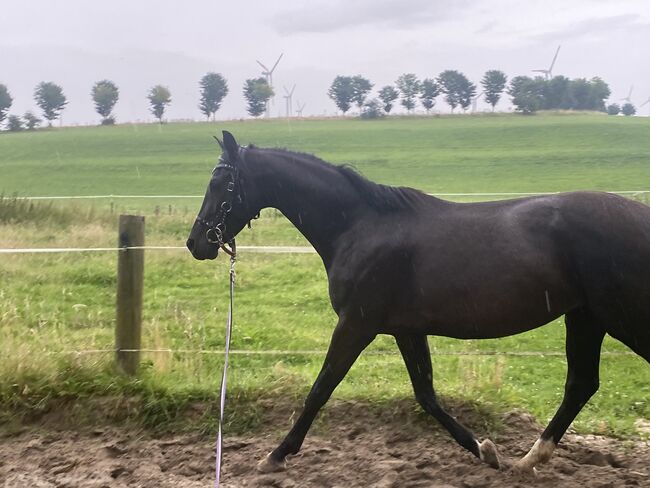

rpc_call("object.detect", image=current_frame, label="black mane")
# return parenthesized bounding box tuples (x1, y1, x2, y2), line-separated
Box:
(256, 147, 426, 211)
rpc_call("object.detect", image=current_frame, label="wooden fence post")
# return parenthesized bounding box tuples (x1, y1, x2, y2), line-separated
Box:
(115, 215, 145, 375)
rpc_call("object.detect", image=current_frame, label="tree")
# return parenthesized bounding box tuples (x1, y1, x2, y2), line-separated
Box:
(243, 78, 273, 117)
(458, 76, 477, 112)
(606, 103, 620, 115)
(360, 99, 384, 119)
(437, 70, 463, 112)
(621, 103, 636, 116)
(92, 80, 119, 125)
(328, 76, 355, 114)
(34, 81, 67, 126)
(568, 78, 593, 110)
(378, 85, 399, 113)
(147, 85, 172, 123)
(586, 77, 611, 111)
(438, 70, 475, 112)
(543, 76, 572, 110)
(351, 75, 373, 110)
(7, 115, 23, 132)
(23, 111, 42, 130)
(480, 70, 507, 111)
(419, 78, 440, 113)
(508, 76, 545, 114)
(0, 84, 12, 126)
(199, 72, 228, 121)
(538, 76, 611, 111)
(396, 73, 421, 112)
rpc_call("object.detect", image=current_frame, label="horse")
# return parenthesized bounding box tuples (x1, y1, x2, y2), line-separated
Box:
(187, 131, 650, 474)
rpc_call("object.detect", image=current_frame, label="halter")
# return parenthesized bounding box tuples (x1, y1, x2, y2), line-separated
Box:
(195, 147, 260, 257)
(194, 160, 239, 257)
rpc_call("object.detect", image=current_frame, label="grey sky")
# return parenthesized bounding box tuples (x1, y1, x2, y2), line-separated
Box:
(1, 0, 649, 124)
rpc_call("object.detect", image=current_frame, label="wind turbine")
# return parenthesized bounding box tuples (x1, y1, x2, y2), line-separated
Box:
(640, 96, 650, 116)
(620, 85, 634, 104)
(471, 91, 485, 113)
(283, 85, 296, 118)
(256, 53, 284, 117)
(532, 45, 561, 80)
(295, 101, 306, 117)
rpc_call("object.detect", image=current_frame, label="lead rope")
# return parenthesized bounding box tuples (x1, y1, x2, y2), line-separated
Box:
(215, 240, 236, 487)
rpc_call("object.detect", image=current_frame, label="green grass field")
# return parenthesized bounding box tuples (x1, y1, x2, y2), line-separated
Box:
(0, 113, 648, 437)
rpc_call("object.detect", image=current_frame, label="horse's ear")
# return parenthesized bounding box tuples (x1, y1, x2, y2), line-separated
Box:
(213, 135, 224, 150)
(222, 131, 239, 162)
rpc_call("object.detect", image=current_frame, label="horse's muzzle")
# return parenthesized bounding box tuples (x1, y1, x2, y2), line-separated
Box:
(186, 238, 219, 260)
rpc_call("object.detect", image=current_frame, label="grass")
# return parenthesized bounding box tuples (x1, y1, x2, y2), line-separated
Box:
(0, 113, 649, 438)
(1, 113, 650, 198)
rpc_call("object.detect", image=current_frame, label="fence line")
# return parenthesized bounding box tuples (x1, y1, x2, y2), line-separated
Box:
(42, 348, 635, 358)
(14, 190, 650, 200)
(0, 245, 316, 254)
(21, 195, 202, 200)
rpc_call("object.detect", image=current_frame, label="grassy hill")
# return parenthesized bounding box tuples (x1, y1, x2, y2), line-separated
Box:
(1, 113, 649, 198)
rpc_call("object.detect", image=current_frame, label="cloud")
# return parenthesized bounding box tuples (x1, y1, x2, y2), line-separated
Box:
(272, 0, 470, 35)
(531, 14, 648, 42)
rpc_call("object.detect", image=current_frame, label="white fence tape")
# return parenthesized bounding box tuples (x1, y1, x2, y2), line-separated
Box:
(0, 245, 316, 254)
(12, 190, 650, 200)
(43, 348, 635, 357)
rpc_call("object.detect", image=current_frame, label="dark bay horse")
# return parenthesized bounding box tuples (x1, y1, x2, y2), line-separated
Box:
(187, 131, 650, 473)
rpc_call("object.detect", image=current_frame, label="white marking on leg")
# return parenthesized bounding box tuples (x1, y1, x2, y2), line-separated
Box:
(545, 290, 551, 313)
(517, 438, 556, 471)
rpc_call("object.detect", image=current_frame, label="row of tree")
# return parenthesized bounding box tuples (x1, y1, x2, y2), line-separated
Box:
(0, 73, 231, 130)
(507, 76, 613, 114)
(0, 70, 639, 130)
(328, 70, 502, 115)
(329, 71, 628, 117)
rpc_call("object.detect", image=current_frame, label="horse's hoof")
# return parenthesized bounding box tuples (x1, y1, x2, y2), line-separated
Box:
(510, 461, 539, 478)
(256, 453, 286, 473)
(478, 439, 501, 469)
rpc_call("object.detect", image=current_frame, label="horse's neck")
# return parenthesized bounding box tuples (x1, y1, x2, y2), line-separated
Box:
(249, 151, 363, 262)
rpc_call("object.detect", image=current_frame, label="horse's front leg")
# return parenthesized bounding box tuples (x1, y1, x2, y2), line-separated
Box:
(258, 316, 375, 472)
(395, 334, 501, 469)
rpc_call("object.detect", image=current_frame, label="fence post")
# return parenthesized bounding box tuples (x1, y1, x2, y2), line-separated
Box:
(115, 215, 145, 375)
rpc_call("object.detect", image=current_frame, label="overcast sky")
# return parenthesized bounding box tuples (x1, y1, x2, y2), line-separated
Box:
(1, 0, 649, 124)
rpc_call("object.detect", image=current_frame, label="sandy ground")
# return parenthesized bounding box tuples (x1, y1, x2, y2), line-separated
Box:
(1, 401, 648, 487)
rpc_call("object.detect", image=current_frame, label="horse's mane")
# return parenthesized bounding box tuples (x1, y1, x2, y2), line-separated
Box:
(253, 146, 426, 212)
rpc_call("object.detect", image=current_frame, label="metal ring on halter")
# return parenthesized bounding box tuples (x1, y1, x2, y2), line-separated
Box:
(221, 201, 232, 212)
(206, 227, 222, 244)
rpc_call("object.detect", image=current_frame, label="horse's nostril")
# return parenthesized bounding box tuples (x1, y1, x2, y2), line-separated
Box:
(186, 238, 195, 252)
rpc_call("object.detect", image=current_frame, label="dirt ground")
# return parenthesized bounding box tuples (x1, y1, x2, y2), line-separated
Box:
(1, 401, 648, 487)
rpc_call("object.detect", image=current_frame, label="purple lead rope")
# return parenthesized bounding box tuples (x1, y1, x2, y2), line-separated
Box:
(216, 250, 236, 487)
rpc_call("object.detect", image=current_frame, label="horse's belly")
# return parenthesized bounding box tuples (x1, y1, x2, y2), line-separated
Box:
(384, 278, 580, 339)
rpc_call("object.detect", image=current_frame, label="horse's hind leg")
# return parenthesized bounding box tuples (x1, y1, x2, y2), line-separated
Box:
(516, 308, 605, 472)
(258, 318, 375, 472)
(395, 334, 501, 469)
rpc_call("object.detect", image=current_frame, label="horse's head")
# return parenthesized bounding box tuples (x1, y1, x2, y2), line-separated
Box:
(186, 131, 257, 260)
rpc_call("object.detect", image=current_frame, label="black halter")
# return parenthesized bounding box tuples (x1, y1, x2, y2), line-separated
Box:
(195, 147, 258, 257)
(197, 162, 237, 237)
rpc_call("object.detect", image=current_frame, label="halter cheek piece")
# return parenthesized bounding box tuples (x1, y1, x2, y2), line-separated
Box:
(195, 148, 259, 257)
(194, 161, 238, 257)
